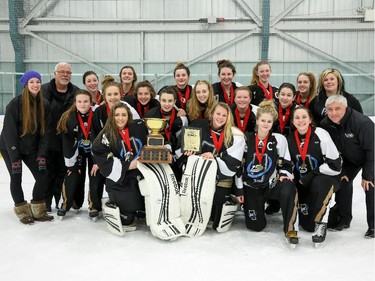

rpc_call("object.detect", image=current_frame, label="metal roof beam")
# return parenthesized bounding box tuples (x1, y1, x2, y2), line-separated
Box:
(273, 28, 375, 81)
(231, 0, 262, 27)
(23, 31, 112, 74)
(270, 0, 305, 27)
(19, 0, 50, 28)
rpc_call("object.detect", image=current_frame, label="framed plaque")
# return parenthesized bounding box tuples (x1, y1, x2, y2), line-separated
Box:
(181, 127, 202, 153)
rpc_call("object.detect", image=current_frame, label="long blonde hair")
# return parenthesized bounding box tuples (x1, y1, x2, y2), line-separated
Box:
(187, 80, 217, 121)
(21, 87, 46, 137)
(209, 102, 237, 148)
(317, 68, 345, 97)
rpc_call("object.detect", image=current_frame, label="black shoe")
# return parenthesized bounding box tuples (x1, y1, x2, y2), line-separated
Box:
(265, 204, 280, 215)
(328, 221, 350, 232)
(365, 228, 374, 239)
(46, 205, 52, 213)
(57, 209, 66, 217)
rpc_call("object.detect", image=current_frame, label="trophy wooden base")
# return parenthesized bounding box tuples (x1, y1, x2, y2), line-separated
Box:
(139, 146, 172, 164)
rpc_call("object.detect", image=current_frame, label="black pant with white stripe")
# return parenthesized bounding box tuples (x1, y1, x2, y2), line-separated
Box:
(242, 180, 298, 234)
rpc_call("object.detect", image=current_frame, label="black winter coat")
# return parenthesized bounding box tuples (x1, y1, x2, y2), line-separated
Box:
(42, 79, 79, 151)
(0, 94, 50, 162)
(320, 108, 374, 182)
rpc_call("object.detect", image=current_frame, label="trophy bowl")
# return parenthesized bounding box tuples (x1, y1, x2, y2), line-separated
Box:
(144, 118, 167, 136)
(140, 118, 172, 163)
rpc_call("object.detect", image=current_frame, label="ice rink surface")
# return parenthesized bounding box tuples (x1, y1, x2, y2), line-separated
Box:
(0, 158, 373, 281)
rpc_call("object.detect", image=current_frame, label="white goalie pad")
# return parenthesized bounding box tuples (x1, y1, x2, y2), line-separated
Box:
(216, 200, 239, 233)
(180, 155, 218, 237)
(137, 162, 186, 241)
(101, 197, 124, 237)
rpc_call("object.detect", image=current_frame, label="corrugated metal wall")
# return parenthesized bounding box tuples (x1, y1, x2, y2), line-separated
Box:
(0, 0, 374, 114)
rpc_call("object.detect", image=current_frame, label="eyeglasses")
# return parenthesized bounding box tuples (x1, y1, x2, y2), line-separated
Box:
(55, 70, 72, 75)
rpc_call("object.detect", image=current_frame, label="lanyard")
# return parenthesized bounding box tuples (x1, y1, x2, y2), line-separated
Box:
(235, 107, 251, 132)
(118, 127, 132, 152)
(77, 109, 93, 140)
(258, 82, 273, 100)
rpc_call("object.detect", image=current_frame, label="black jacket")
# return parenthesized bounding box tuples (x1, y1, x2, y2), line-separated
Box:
(248, 83, 278, 106)
(287, 126, 342, 186)
(212, 82, 238, 104)
(229, 103, 256, 133)
(320, 108, 374, 182)
(42, 78, 79, 151)
(0, 94, 50, 161)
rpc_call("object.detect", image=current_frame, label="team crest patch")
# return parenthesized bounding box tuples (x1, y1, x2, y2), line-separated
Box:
(300, 204, 309, 215)
(248, 210, 257, 220)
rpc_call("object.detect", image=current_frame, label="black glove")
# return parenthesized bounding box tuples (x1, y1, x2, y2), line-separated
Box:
(11, 159, 22, 175)
(36, 156, 47, 172)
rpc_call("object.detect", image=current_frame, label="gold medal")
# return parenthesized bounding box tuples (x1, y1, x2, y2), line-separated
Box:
(301, 162, 307, 169)
(82, 139, 91, 146)
(256, 164, 264, 171)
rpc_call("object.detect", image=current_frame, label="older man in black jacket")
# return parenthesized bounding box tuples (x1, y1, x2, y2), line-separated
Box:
(321, 95, 374, 238)
(42, 62, 79, 212)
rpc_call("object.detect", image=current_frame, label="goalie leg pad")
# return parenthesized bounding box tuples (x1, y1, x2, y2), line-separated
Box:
(216, 200, 240, 233)
(101, 198, 124, 237)
(180, 155, 218, 237)
(137, 162, 185, 240)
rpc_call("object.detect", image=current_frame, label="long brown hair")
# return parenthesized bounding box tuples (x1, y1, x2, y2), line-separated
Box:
(57, 90, 92, 134)
(297, 72, 317, 102)
(187, 80, 217, 121)
(94, 102, 133, 145)
(119, 65, 137, 93)
(250, 60, 271, 85)
(21, 87, 46, 137)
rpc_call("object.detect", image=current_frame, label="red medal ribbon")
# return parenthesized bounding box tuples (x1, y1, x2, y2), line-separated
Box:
(176, 86, 190, 109)
(96, 91, 101, 105)
(77, 109, 93, 140)
(278, 104, 292, 134)
(255, 133, 269, 165)
(118, 127, 132, 152)
(106, 105, 111, 116)
(220, 82, 234, 104)
(137, 103, 149, 118)
(235, 107, 251, 132)
(210, 129, 225, 152)
(296, 93, 310, 108)
(160, 108, 176, 141)
(258, 82, 273, 100)
(294, 125, 312, 163)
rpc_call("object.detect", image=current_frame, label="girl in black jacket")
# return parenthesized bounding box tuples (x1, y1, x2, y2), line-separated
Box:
(92, 103, 148, 229)
(0, 70, 53, 224)
(235, 101, 299, 247)
(56, 90, 101, 219)
(288, 106, 342, 246)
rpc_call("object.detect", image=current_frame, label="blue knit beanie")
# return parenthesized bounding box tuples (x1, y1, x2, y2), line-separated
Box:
(20, 70, 42, 88)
